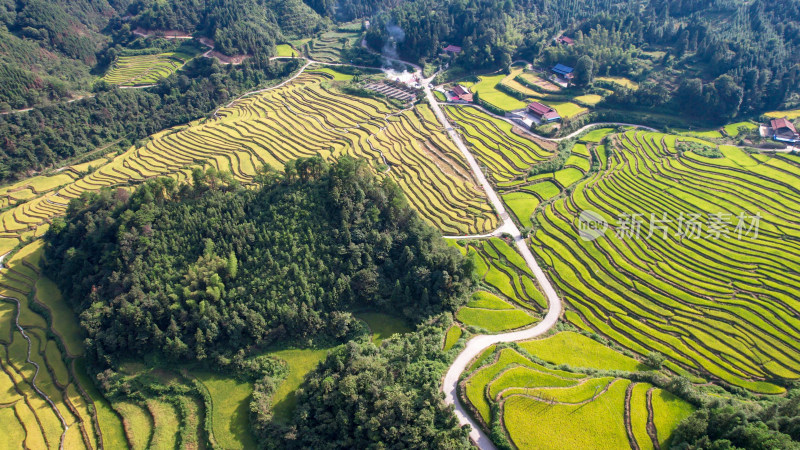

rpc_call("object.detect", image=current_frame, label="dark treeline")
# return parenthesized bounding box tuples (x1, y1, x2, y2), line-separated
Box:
(262, 316, 471, 449)
(304, 0, 399, 22)
(124, 0, 326, 56)
(672, 393, 800, 449)
(0, 0, 115, 109)
(43, 156, 474, 368)
(362, 0, 799, 122)
(0, 57, 300, 183)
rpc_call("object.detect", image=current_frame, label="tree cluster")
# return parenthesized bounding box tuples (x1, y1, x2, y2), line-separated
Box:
(127, 0, 325, 56)
(672, 394, 800, 449)
(0, 57, 300, 183)
(272, 316, 471, 449)
(43, 156, 474, 368)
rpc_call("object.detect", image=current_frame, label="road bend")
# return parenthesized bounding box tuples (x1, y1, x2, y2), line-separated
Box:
(424, 85, 563, 448)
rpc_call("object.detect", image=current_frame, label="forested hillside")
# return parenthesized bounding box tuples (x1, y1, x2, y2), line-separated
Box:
(0, 0, 113, 109)
(126, 0, 326, 55)
(0, 57, 299, 182)
(44, 156, 473, 367)
(363, 0, 799, 121)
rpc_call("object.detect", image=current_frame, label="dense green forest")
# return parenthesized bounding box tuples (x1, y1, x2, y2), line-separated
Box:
(0, 57, 299, 183)
(0, 0, 113, 108)
(279, 317, 471, 449)
(44, 156, 473, 367)
(125, 0, 326, 55)
(0, 0, 322, 111)
(672, 394, 800, 449)
(363, 0, 799, 122)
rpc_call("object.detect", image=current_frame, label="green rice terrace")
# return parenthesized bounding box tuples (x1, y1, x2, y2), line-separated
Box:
(450, 238, 546, 333)
(102, 44, 203, 86)
(466, 67, 590, 118)
(304, 27, 362, 63)
(2, 52, 800, 448)
(461, 331, 694, 449)
(528, 129, 800, 393)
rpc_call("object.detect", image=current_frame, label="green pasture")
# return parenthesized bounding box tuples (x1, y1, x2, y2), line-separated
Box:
(519, 331, 650, 372)
(356, 312, 412, 344)
(195, 372, 256, 449)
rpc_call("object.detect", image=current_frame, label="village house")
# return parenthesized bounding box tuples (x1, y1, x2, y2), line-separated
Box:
(450, 85, 473, 102)
(551, 63, 574, 87)
(556, 36, 575, 45)
(552, 63, 574, 80)
(527, 102, 560, 123)
(771, 118, 799, 143)
(443, 44, 462, 54)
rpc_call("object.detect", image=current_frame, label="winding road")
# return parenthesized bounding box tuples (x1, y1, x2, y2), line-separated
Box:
(425, 84, 563, 448)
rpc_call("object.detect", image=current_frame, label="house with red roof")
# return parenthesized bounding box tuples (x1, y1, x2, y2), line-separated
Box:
(451, 85, 473, 102)
(527, 102, 560, 122)
(556, 35, 575, 45)
(443, 44, 462, 54)
(771, 118, 799, 143)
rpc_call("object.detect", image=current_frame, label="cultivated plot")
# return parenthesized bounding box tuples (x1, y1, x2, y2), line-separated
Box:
(529, 130, 800, 392)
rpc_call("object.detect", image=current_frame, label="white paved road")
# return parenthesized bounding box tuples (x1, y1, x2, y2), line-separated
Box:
(425, 85, 563, 448)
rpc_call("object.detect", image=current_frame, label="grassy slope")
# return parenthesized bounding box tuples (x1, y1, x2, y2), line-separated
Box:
(267, 348, 332, 422)
(356, 312, 412, 344)
(519, 331, 650, 372)
(194, 373, 256, 450)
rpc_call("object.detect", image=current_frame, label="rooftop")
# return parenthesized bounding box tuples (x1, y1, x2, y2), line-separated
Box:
(771, 118, 797, 133)
(557, 36, 575, 45)
(552, 63, 574, 76)
(527, 101, 556, 115)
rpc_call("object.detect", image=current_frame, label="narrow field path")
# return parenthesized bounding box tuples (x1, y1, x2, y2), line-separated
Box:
(0, 254, 70, 449)
(425, 84, 563, 449)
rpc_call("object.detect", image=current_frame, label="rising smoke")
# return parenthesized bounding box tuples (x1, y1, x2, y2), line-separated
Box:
(382, 21, 406, 60)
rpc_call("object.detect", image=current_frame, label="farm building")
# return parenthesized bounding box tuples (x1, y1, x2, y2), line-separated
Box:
(450, 85, 473, 102)
(443, 44, 462, 54)
(552, 63, 574, 79)
(771, 118, 799, 143)
(556, 36, 575, 45)
(527, 102, 560, 122)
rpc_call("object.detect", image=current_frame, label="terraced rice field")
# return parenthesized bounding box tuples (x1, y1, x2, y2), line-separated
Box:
(443, 325, 462, 351)
(528, 130, 800, 393)
(306, 29, 361, 63)
(764, 109, 800, 120)
(444, 105, 554, 184)
(453, 238, 545, 332)
(275, 44, 296, 57)
(102, 48, 200, 86)
(542, 100, 589, 119)
(678, 129, 723, 139)
(723, 121, 758, 137)
(0, 241, 116, 450)
(0, 71, 496, 242)
(462, 333, 694, 449)
(356, 312, 412, 344)
(516, 72, 561, 92)
(574, 94, 604, 105)
(0, 65, 499, 449)
(471, 73, 528, 111)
